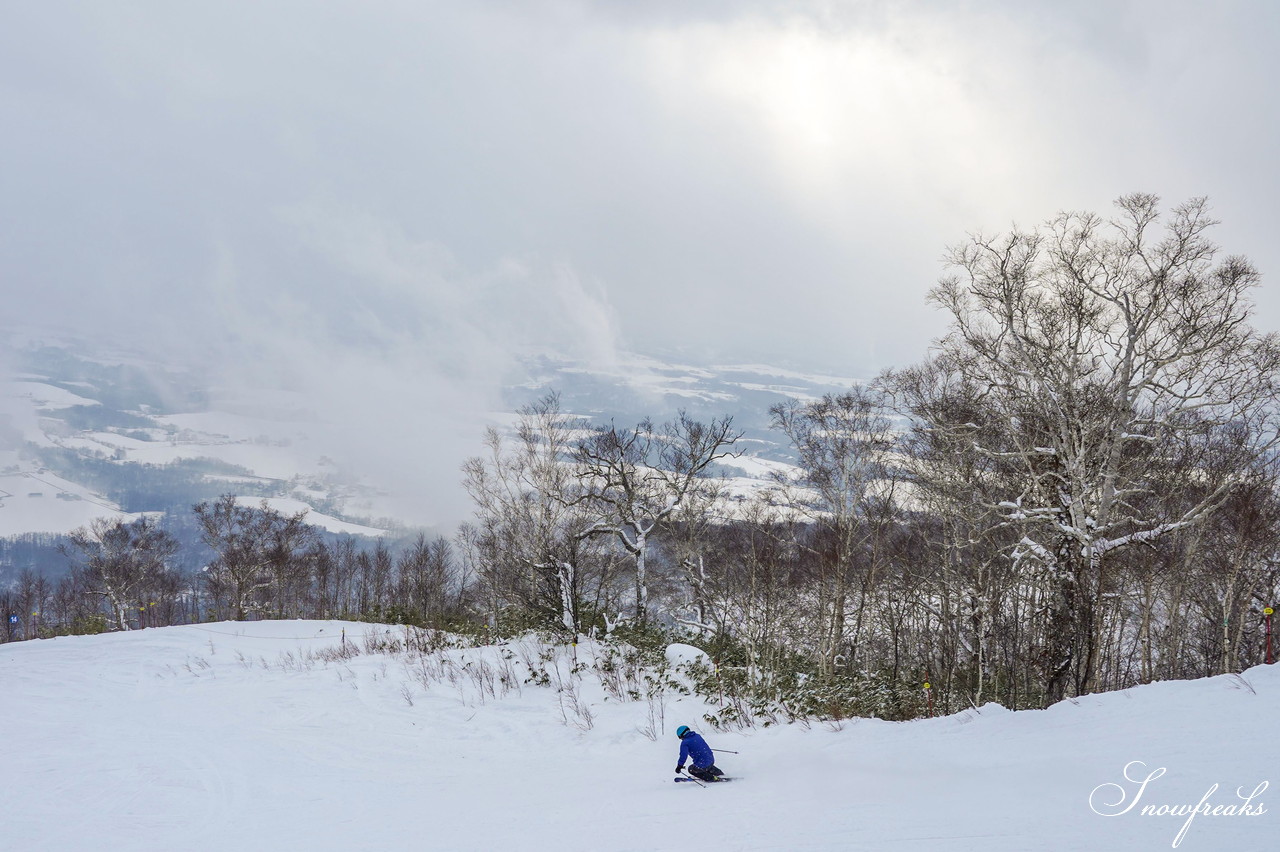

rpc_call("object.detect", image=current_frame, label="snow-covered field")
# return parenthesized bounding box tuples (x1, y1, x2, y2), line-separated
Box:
(2, 622, 1273, 851)
(0, 466, 140, 536)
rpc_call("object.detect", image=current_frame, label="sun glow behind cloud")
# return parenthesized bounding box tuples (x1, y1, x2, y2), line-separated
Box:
(636, 9, 1152, 233)
(655, 19, 976, 187)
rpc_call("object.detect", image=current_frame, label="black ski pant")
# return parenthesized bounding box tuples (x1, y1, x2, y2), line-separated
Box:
(688, 765, 724, 782)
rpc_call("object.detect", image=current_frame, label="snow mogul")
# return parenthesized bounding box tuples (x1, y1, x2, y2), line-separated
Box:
(675, 725, 726, 782)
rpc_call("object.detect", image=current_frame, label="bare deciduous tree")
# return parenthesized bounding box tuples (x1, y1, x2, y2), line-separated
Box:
(575, 412, 740, 621)
(193, 495, 316, 620)
(64, 517, 179, 631)
(396, 533, 459, 625)
(462, 394, 599, 635)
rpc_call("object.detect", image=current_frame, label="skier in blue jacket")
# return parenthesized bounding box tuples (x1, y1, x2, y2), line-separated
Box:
(675, 725, 725, 782)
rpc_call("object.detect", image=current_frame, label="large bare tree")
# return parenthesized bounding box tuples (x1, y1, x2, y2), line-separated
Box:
(64, 517, 179, 631)
(575, 412, 740, 622)
(193, 495, 315, 621)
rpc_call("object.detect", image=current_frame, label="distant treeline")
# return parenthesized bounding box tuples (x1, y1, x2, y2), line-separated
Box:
(1, 495, 454, 645)
(17, 345, 209, 412)
(35, 451, 273, 512)
(0, 533, 69, 579)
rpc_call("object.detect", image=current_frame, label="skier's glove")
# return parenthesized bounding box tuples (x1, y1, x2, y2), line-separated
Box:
(675, 765, 684, 773)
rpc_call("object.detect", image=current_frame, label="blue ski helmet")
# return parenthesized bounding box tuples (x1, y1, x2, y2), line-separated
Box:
(676, 725, 690, 739)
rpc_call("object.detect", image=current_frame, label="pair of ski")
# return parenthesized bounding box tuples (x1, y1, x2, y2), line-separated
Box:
(674, 774, 734, 785)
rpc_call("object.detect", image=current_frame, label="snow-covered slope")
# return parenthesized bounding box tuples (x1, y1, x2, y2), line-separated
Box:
(1, 622, 1273, 851)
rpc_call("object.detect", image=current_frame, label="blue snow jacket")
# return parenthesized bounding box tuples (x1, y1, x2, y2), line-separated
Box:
(677, 731, 715, 770)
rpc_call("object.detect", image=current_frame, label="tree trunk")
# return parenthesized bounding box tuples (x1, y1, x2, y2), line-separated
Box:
(1043, 536, 1082, 704)
(556, 559, 577, 638)
(634, 526, 648, 622)
(1078, 545, 1105, 695)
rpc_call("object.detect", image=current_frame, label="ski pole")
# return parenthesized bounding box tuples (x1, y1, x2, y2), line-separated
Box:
(676, 768, 706, 787)
(712, 749, 738, 754)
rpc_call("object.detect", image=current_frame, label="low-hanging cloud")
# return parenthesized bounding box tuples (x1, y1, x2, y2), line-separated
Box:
(190, 203, 624, 526)
(3, 0, 1277, 524)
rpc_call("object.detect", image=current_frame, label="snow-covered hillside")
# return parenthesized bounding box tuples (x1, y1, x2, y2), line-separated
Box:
(2, 622, 1273, 851)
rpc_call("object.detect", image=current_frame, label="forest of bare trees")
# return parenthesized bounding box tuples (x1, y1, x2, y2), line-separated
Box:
(5, 196, 1278, 721)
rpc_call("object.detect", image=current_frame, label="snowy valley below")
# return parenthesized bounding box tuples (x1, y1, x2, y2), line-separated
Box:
(2, 621, 1274, 851)
(0, 338, 828, 547)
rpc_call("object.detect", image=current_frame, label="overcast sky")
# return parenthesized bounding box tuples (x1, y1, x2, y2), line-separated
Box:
(3, 0, 1278, 523)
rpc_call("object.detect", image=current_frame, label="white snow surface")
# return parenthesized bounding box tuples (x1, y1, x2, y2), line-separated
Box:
(664, 642, 711, 667)
(717, 453, 799, 479)
(232, 496, 387, 537)
(1, 621, 1275, 851)
(2, 378, 100, 410)
(0, 469, 141, 535)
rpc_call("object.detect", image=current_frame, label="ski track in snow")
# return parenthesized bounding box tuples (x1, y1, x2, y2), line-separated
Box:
(1, 621, 1275, 851)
